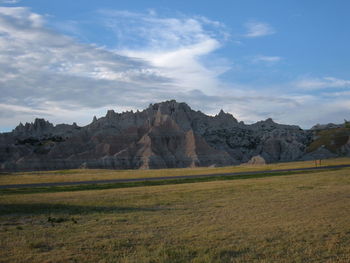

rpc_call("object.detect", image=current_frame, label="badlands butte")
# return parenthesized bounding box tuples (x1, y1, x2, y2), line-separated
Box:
(1, 100, 350, 172)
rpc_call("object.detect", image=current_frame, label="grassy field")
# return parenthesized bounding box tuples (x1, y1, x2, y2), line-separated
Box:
(1, 162, 350, 262)
(1, 157, 350, 185)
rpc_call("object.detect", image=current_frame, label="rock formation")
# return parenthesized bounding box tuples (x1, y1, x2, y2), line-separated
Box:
(246, 155, 266, 165)
(1, 100, 349, 171)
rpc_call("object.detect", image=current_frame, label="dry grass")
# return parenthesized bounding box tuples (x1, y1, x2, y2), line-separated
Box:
(1, 167, 350, 262)
(1, 157, 350, 185)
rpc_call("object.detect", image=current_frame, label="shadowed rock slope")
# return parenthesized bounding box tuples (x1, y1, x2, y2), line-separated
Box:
(1, 100, 349, 171)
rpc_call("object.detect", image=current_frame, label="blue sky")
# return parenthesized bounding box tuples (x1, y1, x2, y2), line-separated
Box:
(0, 0, 350, 131)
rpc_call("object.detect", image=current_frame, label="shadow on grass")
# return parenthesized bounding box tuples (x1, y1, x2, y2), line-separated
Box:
(0, 203, 167, 216)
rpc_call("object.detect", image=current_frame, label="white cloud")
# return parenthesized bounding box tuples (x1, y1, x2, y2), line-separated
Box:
(0, 0, 20, 4)
(244, 21, 275, 38)
(252, 55, 282, 64)
(296, 76, 350, 90)
(99, 10, 231, 94)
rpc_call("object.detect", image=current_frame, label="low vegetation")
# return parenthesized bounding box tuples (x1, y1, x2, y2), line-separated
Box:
(307, 128, 350, 153)
(1, 160, 350, 262)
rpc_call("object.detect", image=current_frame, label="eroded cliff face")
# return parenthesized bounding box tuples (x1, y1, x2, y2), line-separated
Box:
(1, 100, 347, 171)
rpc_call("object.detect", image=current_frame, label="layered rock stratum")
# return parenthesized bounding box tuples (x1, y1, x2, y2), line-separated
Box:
(1, 100, 350, 171)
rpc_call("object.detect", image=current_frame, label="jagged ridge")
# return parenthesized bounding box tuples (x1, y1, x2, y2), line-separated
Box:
(1, 100, 349, 171)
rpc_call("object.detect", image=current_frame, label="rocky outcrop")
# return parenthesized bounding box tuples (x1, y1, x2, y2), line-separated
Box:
(0, 100, 349, 172)
(246, 155, 266, 165)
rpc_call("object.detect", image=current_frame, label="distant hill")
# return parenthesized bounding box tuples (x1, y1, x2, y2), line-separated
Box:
(1, 100, 349, 171)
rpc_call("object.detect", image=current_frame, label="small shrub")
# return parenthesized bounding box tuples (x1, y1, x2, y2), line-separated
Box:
(47, 216, 68, 224)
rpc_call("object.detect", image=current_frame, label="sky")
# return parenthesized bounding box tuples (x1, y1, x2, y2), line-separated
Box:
(0, 0, 350, 131)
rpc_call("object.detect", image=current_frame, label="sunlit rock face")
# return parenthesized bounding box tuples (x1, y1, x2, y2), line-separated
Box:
(1, 100, 346, 172)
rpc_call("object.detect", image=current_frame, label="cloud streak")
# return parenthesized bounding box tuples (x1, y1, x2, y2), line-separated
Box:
(99, 10, 231, 94)
(244, 21, 275, 38)
(252, 55, 282, 64)
(296, 77, 350, 90)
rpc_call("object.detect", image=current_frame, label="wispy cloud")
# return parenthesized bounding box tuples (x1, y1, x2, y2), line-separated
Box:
(244, 21, 275, 38)
(90, 10, 231, 94)
(252, 55, 282, 64)
(296, 77, 350, 90)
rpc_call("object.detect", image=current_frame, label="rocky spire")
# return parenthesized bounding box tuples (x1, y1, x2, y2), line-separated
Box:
(216, 109, 238, 123)
(106, 110, 116, 119)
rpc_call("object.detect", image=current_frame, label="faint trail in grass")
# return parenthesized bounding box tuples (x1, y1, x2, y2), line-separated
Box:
(0, 166, 347, 195)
